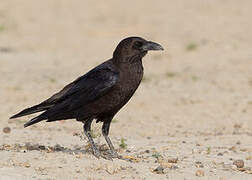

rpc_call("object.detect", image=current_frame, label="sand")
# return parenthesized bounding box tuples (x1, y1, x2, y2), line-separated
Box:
(0, 0, 252, 179)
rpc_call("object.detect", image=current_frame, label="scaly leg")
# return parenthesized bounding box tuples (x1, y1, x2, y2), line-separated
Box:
(83, 119, 101, 158)
(102, 120, 119, 158)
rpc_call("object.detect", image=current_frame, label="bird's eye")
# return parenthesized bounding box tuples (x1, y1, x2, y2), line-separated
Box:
(134, 41, 143, 49)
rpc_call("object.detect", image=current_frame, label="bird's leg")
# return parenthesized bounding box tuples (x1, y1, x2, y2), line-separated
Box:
(102, 121, 119, 158)
(83, 119, 101, 158)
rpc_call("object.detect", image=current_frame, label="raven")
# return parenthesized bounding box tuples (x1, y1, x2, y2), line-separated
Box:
(10, 37, 163, 159)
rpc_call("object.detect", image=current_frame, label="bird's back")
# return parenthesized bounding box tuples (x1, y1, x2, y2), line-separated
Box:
(78, 60, 144, 121)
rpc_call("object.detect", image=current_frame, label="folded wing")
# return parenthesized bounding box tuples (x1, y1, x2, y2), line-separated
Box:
(10, 62, 119, 127)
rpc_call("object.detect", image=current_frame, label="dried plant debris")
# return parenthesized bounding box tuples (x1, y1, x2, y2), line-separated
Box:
(7, 159, 31, 168)
(157, 158, 179, 170)
(153, 166, 165, 174)
(0, 143, 87, 155)
(168, 157, 178, 163)
(0, 143, 124, 159)
(122, 155, 141, 163)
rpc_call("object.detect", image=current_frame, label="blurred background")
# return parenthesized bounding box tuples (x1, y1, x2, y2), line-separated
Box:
(1, 0, 251, 134)
(1, 0, 252, 179)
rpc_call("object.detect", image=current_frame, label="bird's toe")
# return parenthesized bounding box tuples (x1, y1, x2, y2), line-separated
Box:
(110, 150, 120, 159)
(92, 149, 101, 159)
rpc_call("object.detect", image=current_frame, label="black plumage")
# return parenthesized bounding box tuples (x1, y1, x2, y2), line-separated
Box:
(10, 36, 163, 158)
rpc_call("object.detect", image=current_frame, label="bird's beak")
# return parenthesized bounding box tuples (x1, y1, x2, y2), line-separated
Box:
(141, 41, 164, 51)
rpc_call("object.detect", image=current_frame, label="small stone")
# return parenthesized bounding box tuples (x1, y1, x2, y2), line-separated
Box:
(234, 124, 242, 129)
(23, 162, 31, 168)
(73, 132, 79, 136)
(229, 146, 236, 152)
(237, 167, 246, 172)
(123, 156, 140, 163)
(176, 124, 182, 128)
(38, 145, 46, 150)
(233, 159, 244, 168)
(99, 144, 108, 151)
(54, 144, 65, 151)
(195, 169, 205, 177)
(74, 145, 81, 150)
(168, 158, 178, 163)
(245, 169, 252, 174)
(145, 150, 150, 153)
(240, 148, 252, 152)
(217, 152, 223, 156)
(25, 143, 34, 151)
(3, 127, 11, 134)
(195, 161, 204, 168)
(153, 166, 164, 174)
(159, 161, 172, 169)
(170, 165, 179, 170)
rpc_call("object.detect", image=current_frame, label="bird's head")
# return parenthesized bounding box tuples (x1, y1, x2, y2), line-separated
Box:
(113, 37, 164, 63)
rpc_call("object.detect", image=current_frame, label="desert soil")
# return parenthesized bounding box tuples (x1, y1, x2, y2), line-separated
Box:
(0, 0, 252, 179)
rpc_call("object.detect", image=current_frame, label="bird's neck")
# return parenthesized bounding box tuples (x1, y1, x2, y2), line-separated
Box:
(112, 54, 143, 66)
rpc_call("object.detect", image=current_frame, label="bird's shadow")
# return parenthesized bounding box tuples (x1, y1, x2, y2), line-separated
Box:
(1, 142, 132, 161)
(0, 142, 111, 156)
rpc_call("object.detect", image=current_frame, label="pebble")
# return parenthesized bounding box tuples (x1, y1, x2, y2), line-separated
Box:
(195, 169, 205, 177)
(54, 144, 65, 151)
(229, 146, 236, 152)
(233, 159, 244, 168)
(170, 165, 179, 170)
(145, 150, 150, 153)
(3, 127, 11, 134)
(23, 162, 31, 168)
(195, 161, 204, 168)
(153, 166, 164, 174)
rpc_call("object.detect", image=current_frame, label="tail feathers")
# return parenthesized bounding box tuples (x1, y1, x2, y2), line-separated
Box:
(10, 103, 52, 119)
(24, 115, 46, 128)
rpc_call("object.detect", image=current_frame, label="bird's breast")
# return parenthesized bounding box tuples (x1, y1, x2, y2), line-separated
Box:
(90, 63, 144, 115)
(114, 63, 143, 103)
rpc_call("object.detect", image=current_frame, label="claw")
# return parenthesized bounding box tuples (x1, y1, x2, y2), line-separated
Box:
(110, 150, 119, 159)
(93, 148, 101, 158)
(101, 154, 113, 161)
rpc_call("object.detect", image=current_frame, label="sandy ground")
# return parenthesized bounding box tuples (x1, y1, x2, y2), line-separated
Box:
(1, 0, 252, 179)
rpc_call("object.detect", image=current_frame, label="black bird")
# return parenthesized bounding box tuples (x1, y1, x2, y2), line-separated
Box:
(10, 37, 163, 158)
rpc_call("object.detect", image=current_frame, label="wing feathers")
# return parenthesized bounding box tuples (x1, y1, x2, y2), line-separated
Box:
(10, 61, 119, 127)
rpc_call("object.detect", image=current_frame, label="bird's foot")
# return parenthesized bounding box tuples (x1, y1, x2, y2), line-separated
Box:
(110, 150, 120, 159)
(92, 147, 101, 159)
(100, 151, 120, 161)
